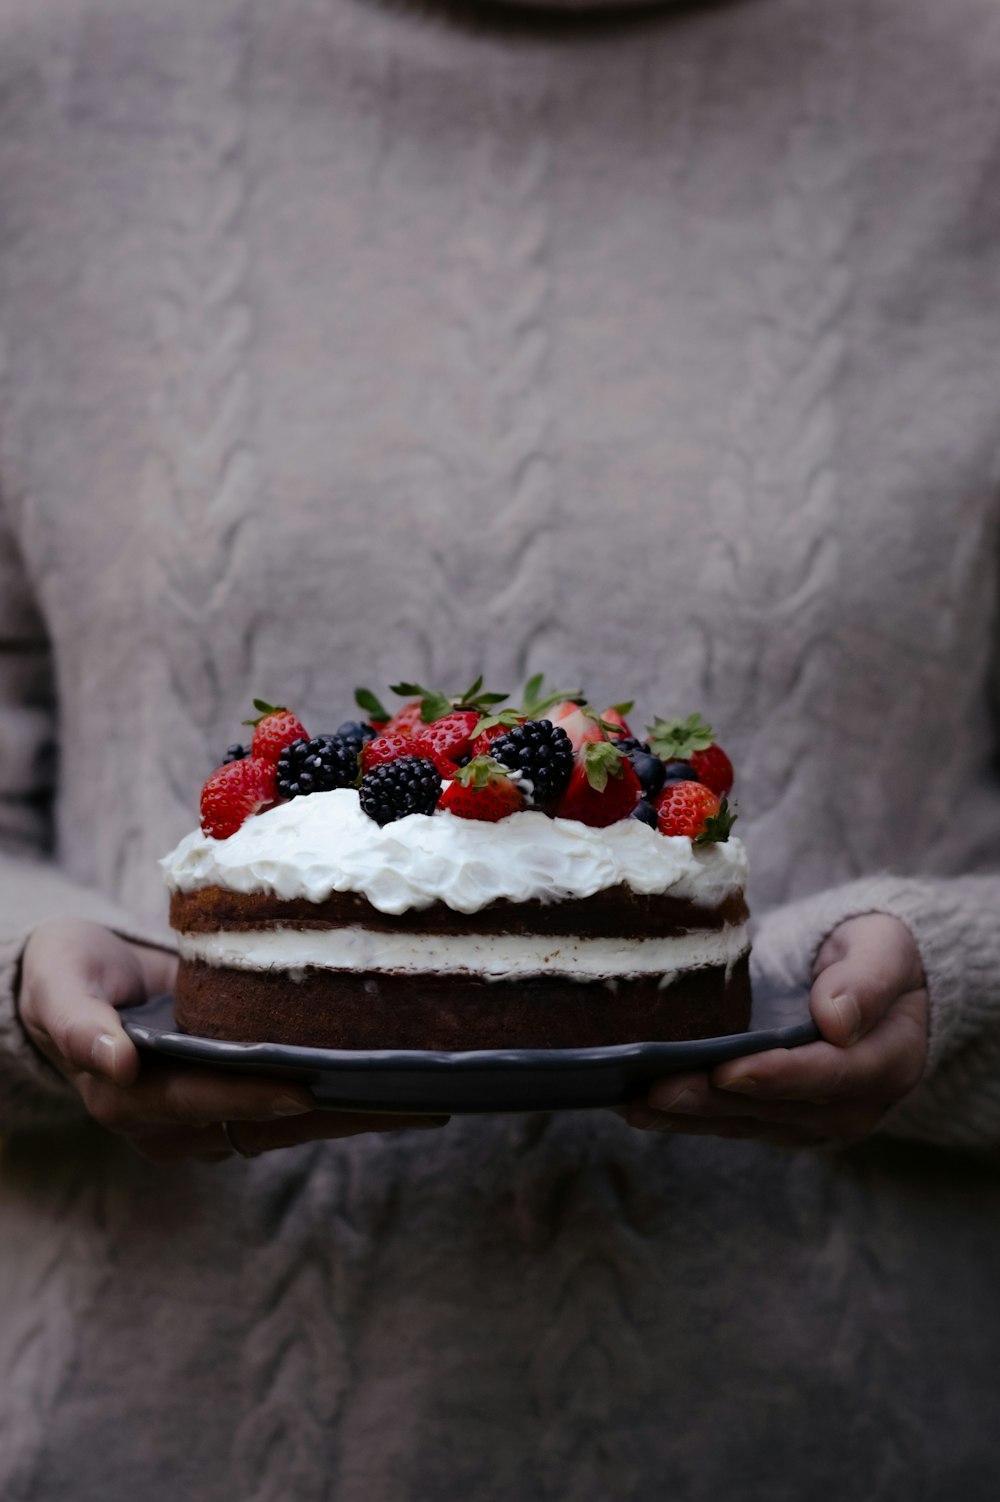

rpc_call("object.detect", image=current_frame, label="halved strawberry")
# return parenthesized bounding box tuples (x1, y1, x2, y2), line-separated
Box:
(200, 757, 276, 839)
(549, 704, 607, 754)
(553, 742, 641, 827)
(439, 757, 525, 822)
(647, 713, 734, 797)
(655, 783, 736, 843)
(242, 699, 309, 768)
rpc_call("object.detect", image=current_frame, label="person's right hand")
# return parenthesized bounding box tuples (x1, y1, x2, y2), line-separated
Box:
(17, 918, 448, 1162)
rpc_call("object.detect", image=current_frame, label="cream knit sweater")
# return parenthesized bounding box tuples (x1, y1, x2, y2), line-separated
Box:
(2, 0, 1000, 1497)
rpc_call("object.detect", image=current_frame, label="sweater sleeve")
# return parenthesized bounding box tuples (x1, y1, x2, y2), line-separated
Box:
(752, 874, 1000, 1150)
(0, 509, 172, 1131)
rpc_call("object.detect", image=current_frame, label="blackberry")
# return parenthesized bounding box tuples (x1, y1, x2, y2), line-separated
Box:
(359, 757, 442, 826)
(335, 719, 377, 747)
(276, 735, 360, 799)
(221, 743, 248, 764)
(490, 719, 574, 805)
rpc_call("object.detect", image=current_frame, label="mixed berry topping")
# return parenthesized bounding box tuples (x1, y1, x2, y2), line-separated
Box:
(489, 719, 574, 807)
(197, 683, 738, 843)
(276, 735, 360, 799)
(359, 756, 443, 827)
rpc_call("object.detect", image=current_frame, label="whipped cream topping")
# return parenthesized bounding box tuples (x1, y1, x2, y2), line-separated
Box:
(177, 924, 750, 981)
(161, 788, 748, 916)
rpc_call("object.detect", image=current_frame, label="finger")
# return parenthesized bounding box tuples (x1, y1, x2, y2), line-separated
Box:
(27, 984, 141, 1087)
(79, 1067, 316, 1132)
(712, 988, 928, 1104)
(810, 917, 923, 1047)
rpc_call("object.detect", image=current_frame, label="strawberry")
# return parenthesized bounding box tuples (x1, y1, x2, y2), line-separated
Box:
(599, 703, 635, 739)
(200, 757, 276, 839)
(549, 704, 607, 754)
(439, 757, 525, 822)
(553, 742, 642, 827)
(242, 699, 308, 768)
(471, 720, 519, 757)
(361, 731, 426, 773)
(689, 743, 734, 798)
(419, 710, 480, 771)
(655, 783, 736, 843)
(647, 713, 734, 797)
(385, 700, 426, 736)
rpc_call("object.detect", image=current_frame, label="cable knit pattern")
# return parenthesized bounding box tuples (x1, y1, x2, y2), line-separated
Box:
(3, 0, 1000, 1497)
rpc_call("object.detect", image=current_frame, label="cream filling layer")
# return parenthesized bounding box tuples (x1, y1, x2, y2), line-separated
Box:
(176, 923, 750, 982)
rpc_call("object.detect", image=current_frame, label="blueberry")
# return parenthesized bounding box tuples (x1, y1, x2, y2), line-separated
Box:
(335, 720, 377, 746)
(630, 800, 659, 828)
(662, 760, 700, 784)
(630, 751, 665, 798)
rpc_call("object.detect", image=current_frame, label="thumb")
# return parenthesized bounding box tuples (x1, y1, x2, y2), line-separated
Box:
(809, 914, 921, 1048)
(20, 922, 144, 1086)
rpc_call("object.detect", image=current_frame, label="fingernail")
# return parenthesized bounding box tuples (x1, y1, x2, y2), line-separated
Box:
(269, 1094, 314, 1116)
(650, 1088, 698, 1114)
(829, 991, 861, 1045)
(91, 1034, 120, 1080)
(719, 1074, 758, 1094)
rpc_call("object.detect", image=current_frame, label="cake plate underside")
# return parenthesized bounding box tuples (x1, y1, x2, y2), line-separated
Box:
(123, 995, 818, 1115)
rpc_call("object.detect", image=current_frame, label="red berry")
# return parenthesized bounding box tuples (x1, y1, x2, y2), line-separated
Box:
(439, 758, 525, 822)
(384, 700, 425, 736)
(553, 747, 642, 828)
(361, 731, 425, 773)
(689, 743, 734, 797)
(600, 706, 634, 739)
(200, 758, 276, 839)
(419, 710, 480, 770)
(549, 704, 606, 754)
(246, 705, 308, 768)
(655, 781, 720, 840)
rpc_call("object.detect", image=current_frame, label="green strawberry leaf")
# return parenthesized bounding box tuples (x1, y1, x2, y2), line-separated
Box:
(452, 756, 510, 790)
(389, 680, 429, 698)
(418, 692, 454, 723)
(581, 740, 626, 793)
(610, 701, 635, 716)
(647, 712, 714, 760)
(354, 686, 390, 722)
(695, 798, 737, 846)
(471, 708, 525, 738)
(241, 697, 284, 727)
(520, 674, 586, 720)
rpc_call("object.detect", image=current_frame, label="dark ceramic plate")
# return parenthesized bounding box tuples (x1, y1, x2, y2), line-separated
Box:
(122, 995, 818, 1114)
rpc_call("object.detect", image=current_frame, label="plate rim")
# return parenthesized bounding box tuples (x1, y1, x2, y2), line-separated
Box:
(122, 994, 819, 1074)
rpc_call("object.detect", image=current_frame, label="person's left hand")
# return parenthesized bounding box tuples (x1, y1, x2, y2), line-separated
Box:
(619, 913, 929, 1148)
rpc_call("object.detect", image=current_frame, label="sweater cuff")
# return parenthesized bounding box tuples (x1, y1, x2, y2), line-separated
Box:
(753, 875, 1000, 1148)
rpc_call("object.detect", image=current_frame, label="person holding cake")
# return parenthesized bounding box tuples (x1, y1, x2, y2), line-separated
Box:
(2, 0, 999, 1498)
